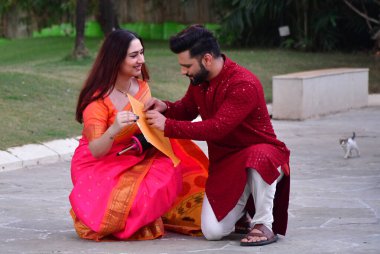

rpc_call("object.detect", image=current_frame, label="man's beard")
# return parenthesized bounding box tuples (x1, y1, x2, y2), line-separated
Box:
(188, 63, 209, 86)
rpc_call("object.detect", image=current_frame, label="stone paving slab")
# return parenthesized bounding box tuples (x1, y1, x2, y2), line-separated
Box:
(7, 144, 59, 167)
(0, 106, 379, 254)
(0, 151, 22, 172)
(0, 138, 79, 170)
(43, 138, 79, 161)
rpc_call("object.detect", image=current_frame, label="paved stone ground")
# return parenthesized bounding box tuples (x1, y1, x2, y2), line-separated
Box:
(0, 106, 379, 254)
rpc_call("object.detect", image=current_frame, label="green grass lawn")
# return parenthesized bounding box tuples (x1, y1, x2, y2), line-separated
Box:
(0, 37, 379, 150)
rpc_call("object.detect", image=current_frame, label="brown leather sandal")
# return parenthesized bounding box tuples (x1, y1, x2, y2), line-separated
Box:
(240, 224, 278, 246)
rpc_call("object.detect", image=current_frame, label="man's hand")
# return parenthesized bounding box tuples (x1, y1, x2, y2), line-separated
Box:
(145, 110, 167, 131)
(144, 97, 167, 113)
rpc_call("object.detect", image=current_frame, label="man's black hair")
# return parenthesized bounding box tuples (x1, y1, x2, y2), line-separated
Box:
(169, 24, 221, 58)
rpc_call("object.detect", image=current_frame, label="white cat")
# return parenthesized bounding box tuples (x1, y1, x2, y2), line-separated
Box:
(339, 132, 360, 159)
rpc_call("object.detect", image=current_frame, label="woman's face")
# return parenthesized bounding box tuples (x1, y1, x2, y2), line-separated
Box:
(119, 38, 145, 77)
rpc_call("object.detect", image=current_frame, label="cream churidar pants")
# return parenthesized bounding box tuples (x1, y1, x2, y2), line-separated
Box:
(201, 168, 284, 240)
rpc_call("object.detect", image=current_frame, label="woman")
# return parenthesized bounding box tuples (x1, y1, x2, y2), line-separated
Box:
(69, 29, 208, 241)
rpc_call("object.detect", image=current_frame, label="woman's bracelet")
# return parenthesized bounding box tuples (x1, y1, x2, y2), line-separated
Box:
(108, 132, 115, 140)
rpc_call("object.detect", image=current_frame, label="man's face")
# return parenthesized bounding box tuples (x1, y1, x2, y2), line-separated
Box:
(177, 50, 209, 85)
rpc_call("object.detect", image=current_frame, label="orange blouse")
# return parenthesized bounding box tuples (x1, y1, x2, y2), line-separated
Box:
(82, 79, 150, 144)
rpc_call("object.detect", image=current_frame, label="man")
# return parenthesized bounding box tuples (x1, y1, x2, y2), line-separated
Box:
(145, 25, 290, 246)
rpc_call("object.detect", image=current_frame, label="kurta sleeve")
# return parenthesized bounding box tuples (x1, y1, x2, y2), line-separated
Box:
(164, 81, 259, 141)
(82, 100, 109, 142)
(164, 86, 199, 121)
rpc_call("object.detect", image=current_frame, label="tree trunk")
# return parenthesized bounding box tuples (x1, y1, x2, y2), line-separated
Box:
(98, 0, 119, 36)
(72, 0, 89, 59)
(373, 30, 380, 55)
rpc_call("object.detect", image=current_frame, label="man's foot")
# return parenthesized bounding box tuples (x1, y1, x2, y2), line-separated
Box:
(240, 224, 278, 246)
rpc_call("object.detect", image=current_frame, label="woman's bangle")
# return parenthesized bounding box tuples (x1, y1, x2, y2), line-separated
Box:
(107, 126, 117, 140)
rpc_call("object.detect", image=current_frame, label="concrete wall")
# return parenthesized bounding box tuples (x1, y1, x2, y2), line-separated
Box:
(272, 68, 369, 120)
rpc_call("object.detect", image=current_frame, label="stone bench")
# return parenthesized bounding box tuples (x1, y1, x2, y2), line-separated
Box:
(272, 68, 369, 120)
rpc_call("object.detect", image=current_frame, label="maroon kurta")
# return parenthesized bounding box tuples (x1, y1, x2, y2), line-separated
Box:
(164, 56, 290, 235)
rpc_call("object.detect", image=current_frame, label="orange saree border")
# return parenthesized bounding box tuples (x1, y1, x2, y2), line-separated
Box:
(70, 210, 165, 241)
(70, 209, 102, 240)
(127, 217, 165, 240)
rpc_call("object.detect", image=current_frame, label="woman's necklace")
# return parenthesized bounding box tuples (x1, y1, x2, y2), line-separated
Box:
(115, 79, 132, 97)
(116, 87, 129, 97)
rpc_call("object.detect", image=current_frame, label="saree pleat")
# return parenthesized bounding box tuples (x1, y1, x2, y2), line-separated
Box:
(100, 150, 155, 236)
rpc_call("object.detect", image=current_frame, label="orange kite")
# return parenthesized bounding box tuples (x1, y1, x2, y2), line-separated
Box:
(127, 93, 180, 166)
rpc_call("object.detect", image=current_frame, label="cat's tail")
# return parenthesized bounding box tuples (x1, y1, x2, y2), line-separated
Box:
(352, 132, 356, 139)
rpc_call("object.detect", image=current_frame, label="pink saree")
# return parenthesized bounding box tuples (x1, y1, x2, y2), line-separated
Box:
(69, 80, 208, 241)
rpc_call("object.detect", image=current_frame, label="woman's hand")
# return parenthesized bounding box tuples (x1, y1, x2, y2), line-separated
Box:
(89, 111, 138, 158)
(111, 111, 139, 133)
(144, 97, 167, 113)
